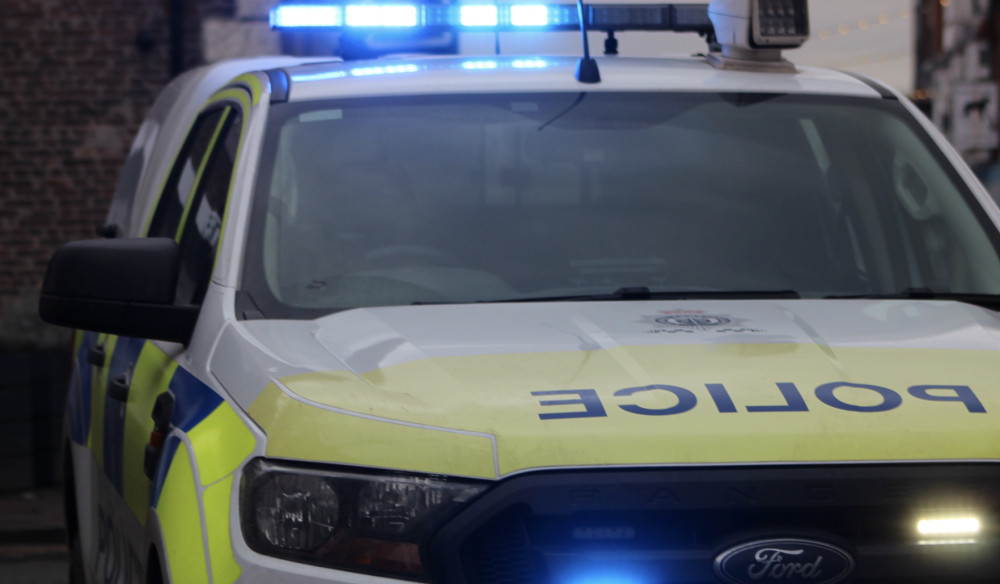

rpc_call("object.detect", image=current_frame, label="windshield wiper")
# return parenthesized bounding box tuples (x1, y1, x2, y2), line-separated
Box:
(825, 288, 1000, 310)
(483, 287, 801, 304)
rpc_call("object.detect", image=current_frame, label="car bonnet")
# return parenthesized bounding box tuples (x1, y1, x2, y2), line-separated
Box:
(216, 299, 1000, 479)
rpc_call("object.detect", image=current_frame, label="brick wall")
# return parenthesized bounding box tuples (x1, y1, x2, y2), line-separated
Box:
(0, 0, 265, 489)
(0, 0, 246, 347)
(181, 0, 237, 71)
(0, 0, 172, 334)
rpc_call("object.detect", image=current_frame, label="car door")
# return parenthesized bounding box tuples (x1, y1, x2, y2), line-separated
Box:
(79, 91, 247, 583)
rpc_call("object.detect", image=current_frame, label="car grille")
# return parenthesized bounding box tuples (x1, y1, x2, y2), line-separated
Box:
(429, 464, 1000, 584)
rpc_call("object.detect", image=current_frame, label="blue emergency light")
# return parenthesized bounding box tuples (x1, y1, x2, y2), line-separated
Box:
(269, 0, 809, 79)
(269, 2, 715, 34)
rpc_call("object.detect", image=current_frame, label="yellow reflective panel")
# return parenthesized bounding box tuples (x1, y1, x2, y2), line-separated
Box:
(188, 401, 256, 486)
(157, 444, 209, 584)
(248, 384, 497, 479)
(227, 73, 263, 106)
(123, 343, 179, 522)
(204, 475, 241, 584)
(207, 87, 253, 111)
(270, 345, 1000, 476)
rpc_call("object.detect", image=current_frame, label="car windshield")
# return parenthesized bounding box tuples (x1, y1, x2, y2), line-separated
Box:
(240, 92, 1000, 318)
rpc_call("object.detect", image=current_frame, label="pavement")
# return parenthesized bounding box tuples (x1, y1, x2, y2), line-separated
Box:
(0, 488, 67, 564)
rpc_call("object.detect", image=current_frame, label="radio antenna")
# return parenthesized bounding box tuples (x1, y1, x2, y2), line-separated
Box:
(574, 0, 600, 83)
(493, 0, 501, 54)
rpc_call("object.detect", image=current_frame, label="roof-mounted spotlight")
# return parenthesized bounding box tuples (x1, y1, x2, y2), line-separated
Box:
(707, 0, 808, 72)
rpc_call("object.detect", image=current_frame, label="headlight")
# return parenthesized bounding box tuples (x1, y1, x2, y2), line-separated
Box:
(254, 473, 340, 551)
(241, 458, 488, 579)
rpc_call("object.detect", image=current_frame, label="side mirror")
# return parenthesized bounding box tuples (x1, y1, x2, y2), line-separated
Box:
(39, 237, 198, 344)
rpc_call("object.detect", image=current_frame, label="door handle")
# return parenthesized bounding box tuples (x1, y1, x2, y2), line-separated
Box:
(86, 344, 106, 367)
(108, 373, 130, 402)
(144, 392, 175, 480)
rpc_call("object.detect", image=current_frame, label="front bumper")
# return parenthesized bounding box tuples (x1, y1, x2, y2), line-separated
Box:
(233, 463, 1000, 584)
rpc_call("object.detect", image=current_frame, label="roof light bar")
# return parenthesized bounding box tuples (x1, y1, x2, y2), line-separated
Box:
(346, 4, 418, 27)
(270, 4, 344, 28)
(270, 2, 714, 34)
(460, 5, 499, 27)
(510, 5, 551, 27)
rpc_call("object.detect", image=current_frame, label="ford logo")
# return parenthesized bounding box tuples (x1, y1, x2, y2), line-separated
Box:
(714, 538, 855, 584)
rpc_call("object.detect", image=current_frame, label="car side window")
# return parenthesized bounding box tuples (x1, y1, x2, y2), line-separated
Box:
(147, 108, 229, 239)
(175, 107, 244, 306)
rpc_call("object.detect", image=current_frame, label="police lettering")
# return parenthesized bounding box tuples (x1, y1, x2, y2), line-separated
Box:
(532, 389, 608, 419)
(533, 383, 986, 419)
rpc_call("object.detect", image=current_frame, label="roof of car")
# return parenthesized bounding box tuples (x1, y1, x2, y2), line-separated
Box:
(277, 54, 891, 102)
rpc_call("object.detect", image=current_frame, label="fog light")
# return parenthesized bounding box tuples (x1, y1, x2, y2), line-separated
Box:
(916, 516, 982, 546)
(917, 517, 981, 536)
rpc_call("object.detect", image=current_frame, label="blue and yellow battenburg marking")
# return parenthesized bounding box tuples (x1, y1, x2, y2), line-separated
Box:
(102, 336, 146, 495)
(155, 392, 254, 584)
(69, 334, 255, 583)
(68, 330, 97, 446)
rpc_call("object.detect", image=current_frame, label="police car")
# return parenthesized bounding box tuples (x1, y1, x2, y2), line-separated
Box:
(38, 1, 1000, 583)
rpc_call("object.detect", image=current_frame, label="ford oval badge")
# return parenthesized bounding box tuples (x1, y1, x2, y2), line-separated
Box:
(714, 538, 855, 584)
